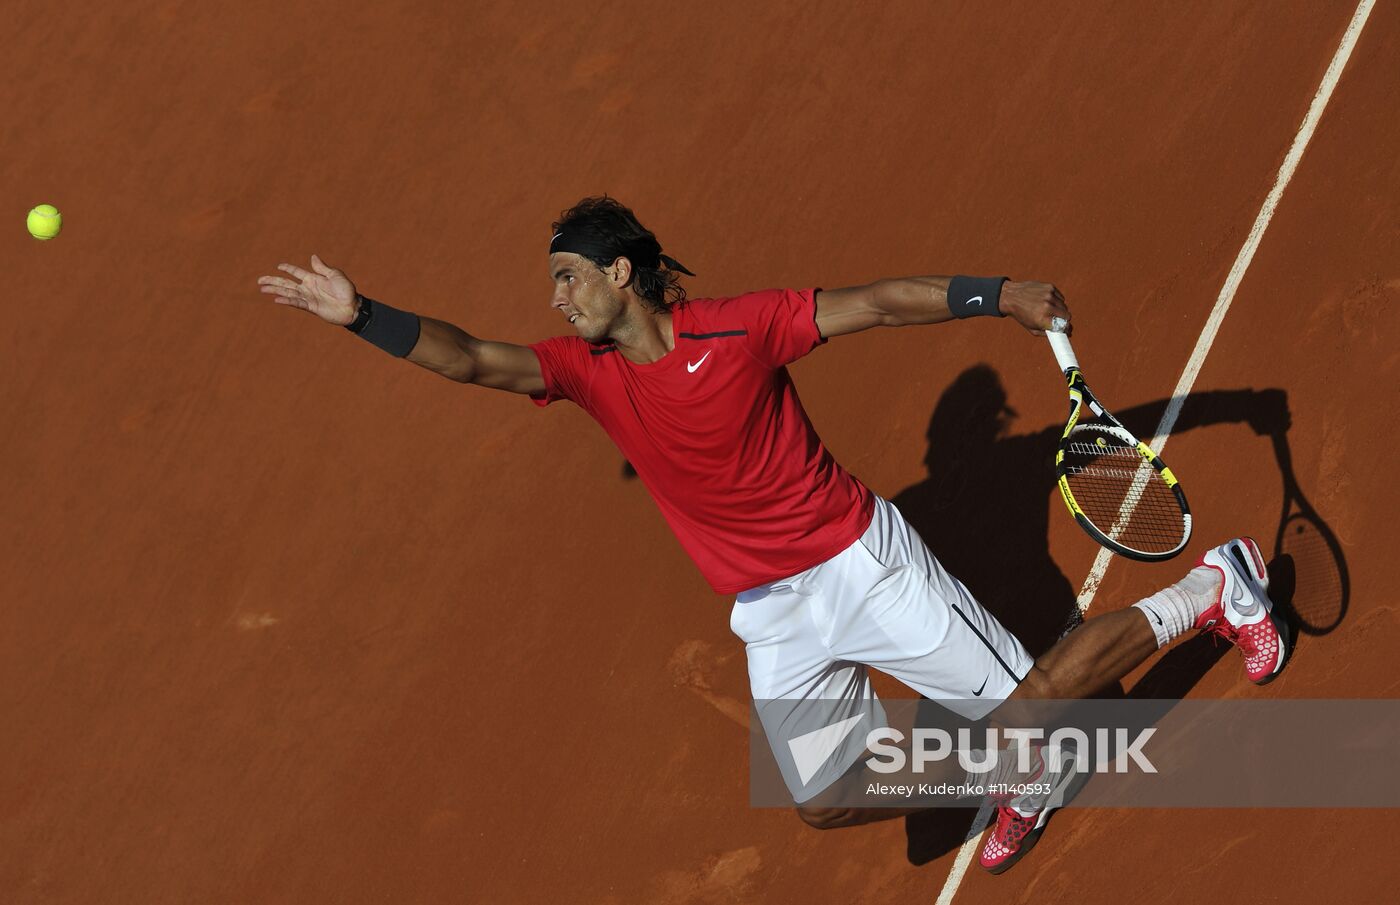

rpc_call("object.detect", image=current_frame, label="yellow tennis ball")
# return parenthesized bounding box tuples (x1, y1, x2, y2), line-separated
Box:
(27, 204, 62, 240)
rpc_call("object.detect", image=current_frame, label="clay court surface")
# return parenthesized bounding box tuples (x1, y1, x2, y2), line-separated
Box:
(4, 0, 1398, 901)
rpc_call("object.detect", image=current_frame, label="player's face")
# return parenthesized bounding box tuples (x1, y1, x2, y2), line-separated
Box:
(550, 253, 622, 342)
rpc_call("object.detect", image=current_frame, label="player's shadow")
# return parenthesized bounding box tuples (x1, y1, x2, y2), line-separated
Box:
(896, 366, 1346, 865)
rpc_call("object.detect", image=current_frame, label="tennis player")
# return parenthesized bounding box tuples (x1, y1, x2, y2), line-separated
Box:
(258, 197, 1288, 874)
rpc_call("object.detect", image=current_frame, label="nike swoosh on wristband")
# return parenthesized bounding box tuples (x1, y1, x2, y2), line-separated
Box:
(687, 350, 712, 373)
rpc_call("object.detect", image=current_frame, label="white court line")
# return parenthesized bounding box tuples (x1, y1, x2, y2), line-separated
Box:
(1073, 0, 1377, 614)
(933, 1, 1377, 901)
(933, 804, 993, 905)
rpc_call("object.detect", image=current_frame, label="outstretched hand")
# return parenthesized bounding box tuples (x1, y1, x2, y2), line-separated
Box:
(1000, 281, 1070, 336)
(257, 255, 359, 326)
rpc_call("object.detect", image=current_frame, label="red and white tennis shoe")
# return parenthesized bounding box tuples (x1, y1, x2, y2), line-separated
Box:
(978, 743, 1090, 875)
(1195, 537, 1289, 684)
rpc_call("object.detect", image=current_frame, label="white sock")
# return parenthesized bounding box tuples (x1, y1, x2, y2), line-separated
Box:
(967, 736, 1043, 795)
(1132, 566, 1222, 648)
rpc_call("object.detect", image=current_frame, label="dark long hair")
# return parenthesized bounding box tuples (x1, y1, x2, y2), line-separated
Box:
(551, 197, 687, 310)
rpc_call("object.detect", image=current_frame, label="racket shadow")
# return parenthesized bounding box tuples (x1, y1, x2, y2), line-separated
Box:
(1266, 431, 1349, 637)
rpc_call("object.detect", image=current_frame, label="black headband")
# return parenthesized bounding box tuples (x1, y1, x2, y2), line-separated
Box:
(549, 230, 694, 276)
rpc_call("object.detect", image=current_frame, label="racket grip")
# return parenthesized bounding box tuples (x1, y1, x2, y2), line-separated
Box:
(1046, 321, 1080, 373)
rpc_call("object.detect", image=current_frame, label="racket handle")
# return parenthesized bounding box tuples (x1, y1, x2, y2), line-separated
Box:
(1046, 317, 1080, 372)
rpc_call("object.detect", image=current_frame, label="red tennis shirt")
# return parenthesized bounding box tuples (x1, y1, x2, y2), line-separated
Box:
(530, 287, 874, 594)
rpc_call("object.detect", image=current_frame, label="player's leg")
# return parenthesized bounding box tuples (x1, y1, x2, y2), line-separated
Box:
(1006, 607, 1156, 701)
(789, 500, 1289, 865)
(731, 498, 1005, 830)
(787, 511, 1278, 840)
(815, 497, 1078, 871)
(975, 537, 1288, 873)
(794, 496, 1034, 829)
(730, 572, 892, 827)
(812, 497, 1163, 861)
(1010, 536, 1289, 701)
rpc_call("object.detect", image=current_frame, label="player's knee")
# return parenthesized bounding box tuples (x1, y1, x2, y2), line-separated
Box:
(795, 805, 858, 830)
(1015, 664, 1058, 699)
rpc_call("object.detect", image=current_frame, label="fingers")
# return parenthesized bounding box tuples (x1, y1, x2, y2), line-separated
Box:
(1041, 284, 1070, 332)
(1007, 281, 1069, 329)
(259, 282, 302, 300)
(257, 275, 305, 298)
(278, 262, 312, 281)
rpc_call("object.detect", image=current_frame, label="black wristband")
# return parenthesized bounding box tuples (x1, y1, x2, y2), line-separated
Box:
(947, 276, 1008, 318)
(346, 295, 421, 357)
(346, 295, 374, 334)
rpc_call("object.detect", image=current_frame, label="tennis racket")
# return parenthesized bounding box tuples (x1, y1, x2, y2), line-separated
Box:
(1045, 317, 1191, 561)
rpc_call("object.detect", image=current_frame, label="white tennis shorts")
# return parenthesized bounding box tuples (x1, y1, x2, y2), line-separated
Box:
(731, 495, 1033, 802)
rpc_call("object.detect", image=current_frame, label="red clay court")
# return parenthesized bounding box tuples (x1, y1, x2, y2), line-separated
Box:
(4, 1, 1397, 902)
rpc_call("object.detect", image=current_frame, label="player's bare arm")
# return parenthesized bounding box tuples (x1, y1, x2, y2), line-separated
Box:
(257, 255, 545, 395)
(814, 277, 1070, 338)
(409, 319, 544, 394)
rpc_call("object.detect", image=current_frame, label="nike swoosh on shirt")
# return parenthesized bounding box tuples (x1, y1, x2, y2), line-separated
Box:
(687, 350, 712, 373)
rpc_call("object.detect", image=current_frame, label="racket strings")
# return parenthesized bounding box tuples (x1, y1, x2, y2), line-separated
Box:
(1065, 441, 1139, 458)
(1062, 432, 1185, 554)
